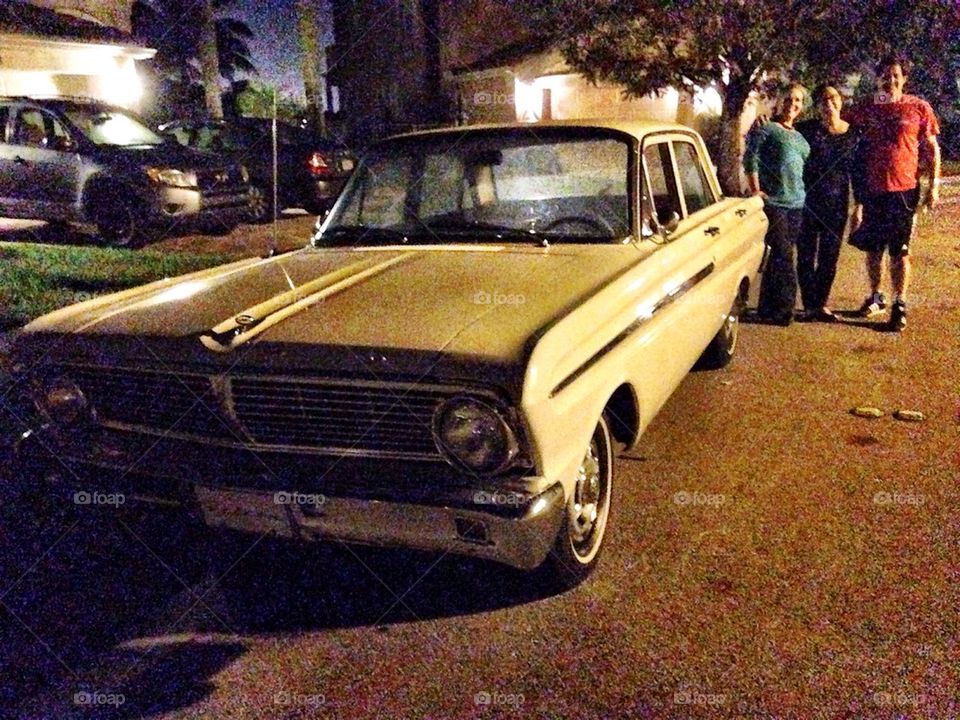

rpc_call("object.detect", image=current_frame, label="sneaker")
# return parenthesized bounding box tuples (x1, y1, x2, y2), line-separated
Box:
(888, 301, 907, 331)
(857, 292, 887, 318)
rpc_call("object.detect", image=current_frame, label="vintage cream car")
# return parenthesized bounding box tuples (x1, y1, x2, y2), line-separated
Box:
(8, 121, 766, 586)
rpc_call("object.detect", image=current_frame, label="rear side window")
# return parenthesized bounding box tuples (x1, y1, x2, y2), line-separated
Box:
(12, 109, 47, 146)
(673, 141, 715, 214)
(0, 107, 8, 142)
(13, 109, 70, 148)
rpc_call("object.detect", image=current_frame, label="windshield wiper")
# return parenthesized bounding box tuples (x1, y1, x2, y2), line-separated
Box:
(421, 218, 542, 242)
(314, 224, 414, 247)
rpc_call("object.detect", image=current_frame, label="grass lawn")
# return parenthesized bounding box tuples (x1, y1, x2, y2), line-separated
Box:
(942, 158, 960, 177)
(0, 242, 233, 330)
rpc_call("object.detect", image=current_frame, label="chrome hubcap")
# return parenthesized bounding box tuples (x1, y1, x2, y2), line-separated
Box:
(249, 187, 267, 220)
(101, 207, 134, 243)
(723, 310, 739, 353)
(570, 441, 602, 549)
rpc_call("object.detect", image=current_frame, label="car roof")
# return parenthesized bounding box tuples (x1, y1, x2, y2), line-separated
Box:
(0, 95, 120, 112)
(389, 119, 698, 143)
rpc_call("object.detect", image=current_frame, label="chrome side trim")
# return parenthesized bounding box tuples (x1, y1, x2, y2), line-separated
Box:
(550, 262, 715, 397)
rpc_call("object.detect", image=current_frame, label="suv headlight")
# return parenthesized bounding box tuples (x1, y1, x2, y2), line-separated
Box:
(145, 167, 197, 189)
(35, 376, 90, 425)
(432, 397, 520, 475)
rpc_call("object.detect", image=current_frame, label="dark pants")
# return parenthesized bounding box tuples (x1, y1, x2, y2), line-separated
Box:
(797, 199, 847, 311)
(758, 205, 803, 321)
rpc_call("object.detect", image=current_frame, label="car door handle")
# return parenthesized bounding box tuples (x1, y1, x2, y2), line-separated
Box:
(704, 226, 720, 236)
(14, 156, 28, 165)
(735, 208, 747, 217)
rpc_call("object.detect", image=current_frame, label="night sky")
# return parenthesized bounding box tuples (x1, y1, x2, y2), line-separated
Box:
(229, 0, 334, 100)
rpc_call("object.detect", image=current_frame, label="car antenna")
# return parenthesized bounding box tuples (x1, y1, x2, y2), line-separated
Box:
(265, 88, 279, 258)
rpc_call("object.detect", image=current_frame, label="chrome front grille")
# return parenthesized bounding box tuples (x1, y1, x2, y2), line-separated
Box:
(69, 366, 234, 439)
(196, 165, 247, 193)
(63, 366, 474, 460)
(231, 377, 447, 455)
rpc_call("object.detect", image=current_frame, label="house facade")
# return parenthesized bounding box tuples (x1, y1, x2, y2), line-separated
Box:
(330, 0, 761, 151)
(0, 0, 153, 108)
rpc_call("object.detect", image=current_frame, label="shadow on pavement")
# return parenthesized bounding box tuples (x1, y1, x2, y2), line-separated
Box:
(0, 457, 555, 717)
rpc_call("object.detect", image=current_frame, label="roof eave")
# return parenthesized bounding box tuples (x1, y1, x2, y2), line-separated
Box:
(0, 32, 155, 59)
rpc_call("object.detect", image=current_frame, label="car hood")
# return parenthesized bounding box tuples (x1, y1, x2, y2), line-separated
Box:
(21, 245, 645, 385)
(94, 142, 232, 171)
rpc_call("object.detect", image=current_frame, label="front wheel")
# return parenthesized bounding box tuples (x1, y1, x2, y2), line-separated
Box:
(91, 196, 143, 248)
(541, 413, 614, 589)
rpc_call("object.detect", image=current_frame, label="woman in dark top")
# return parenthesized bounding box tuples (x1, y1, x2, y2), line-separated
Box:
(795, 84, 860, 321)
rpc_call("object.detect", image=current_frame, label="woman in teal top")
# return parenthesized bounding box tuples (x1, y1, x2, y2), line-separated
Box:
(744, 84, 811, 325)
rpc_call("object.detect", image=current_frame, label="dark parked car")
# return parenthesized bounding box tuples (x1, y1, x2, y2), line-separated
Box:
(159, 117, 355, 223)
(0, 96, 252, 247)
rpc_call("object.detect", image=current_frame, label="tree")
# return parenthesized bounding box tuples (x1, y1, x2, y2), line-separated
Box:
(133, 0, 256, 120)
(197, 0, 224, 119)
(531, 1, 960, 192)
(530, 0, 843, 194)
(234, 81, 309, 126)
(296, 0, 326, 136)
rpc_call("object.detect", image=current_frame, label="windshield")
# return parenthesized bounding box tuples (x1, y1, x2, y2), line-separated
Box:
(65, 107, 165, 147)
(315, 130, 631, 246)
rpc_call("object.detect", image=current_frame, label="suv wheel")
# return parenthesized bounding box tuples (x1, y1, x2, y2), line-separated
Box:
(92, 197, 142, 248)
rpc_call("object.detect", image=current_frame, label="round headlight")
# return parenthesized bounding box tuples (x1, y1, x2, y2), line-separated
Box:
(432, 397, 519, 475)
(38, 377, 89, 425)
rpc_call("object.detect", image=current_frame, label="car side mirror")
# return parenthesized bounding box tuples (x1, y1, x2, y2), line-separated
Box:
(653, 211, 681, 237)
(52, 136, 77, 152)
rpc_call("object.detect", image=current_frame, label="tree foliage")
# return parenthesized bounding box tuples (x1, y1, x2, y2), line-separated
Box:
(133, 0, 256, 119)
(529, 0, 960, 190)
(233, 81, 309, 127)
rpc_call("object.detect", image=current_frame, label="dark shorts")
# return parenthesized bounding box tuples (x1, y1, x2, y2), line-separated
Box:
(856, 188, 920, 258)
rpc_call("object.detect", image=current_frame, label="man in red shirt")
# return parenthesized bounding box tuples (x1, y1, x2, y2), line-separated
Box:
(849, 55, 941, 331)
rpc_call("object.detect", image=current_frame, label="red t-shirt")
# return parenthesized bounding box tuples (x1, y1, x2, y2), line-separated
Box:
(847, 95, 940, 194)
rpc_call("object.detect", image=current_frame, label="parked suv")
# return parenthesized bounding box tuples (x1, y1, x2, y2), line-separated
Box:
(159, 117, 354, 223)
(0, 97, 251, 246)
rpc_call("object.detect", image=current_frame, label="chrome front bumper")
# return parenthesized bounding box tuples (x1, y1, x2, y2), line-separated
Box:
(12, 421, 566, 571)
(152, 186, 250, 220)
(194, 482, 566, 571)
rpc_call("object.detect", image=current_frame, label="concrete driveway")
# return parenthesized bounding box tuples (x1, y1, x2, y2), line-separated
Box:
(1, 201, 958, 719)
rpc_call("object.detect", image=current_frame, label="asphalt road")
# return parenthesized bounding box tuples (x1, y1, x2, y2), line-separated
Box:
(1, 206, 957, 719)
